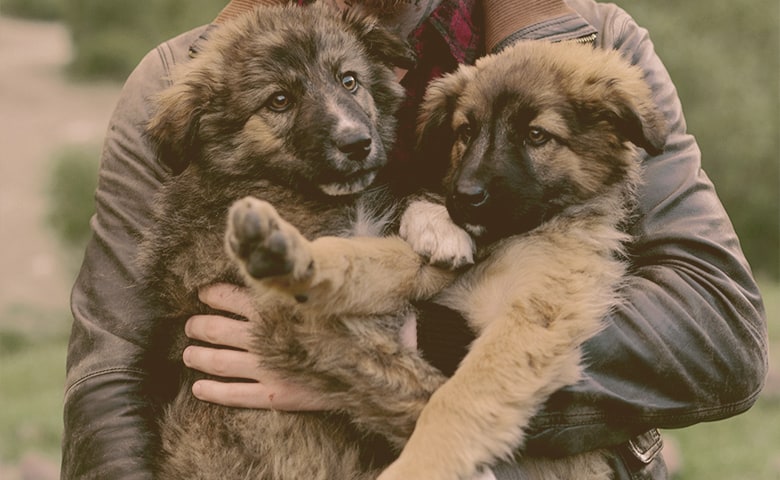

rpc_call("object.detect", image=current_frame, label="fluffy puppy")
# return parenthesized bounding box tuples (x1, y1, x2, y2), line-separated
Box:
(225, 40, 666, 480)
(137, 3, 431, 479)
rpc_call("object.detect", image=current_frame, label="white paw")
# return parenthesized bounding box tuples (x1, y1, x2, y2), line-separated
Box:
(399, 200, 475, 269)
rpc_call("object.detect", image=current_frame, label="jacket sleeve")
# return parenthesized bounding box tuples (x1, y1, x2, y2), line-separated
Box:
(61, 28, 205, 479)
(522, 1, 768, 456)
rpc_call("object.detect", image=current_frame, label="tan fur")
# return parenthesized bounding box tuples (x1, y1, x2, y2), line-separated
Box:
(226, 40, 666, 480)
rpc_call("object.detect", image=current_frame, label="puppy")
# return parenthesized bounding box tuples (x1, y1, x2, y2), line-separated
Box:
(137, 3, 432, 478)
(226, 40, 666, 480)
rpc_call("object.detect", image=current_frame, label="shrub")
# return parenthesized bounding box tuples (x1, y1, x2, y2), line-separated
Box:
(1, 0, 64, 20)
(46, 145, 99, 253)
(63, 0, 224, 80)
(619, 0, 780, 280)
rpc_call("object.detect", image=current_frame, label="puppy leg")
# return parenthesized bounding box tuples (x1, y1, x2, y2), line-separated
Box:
(226, 196, 455, 315)
(253, 308, 447, 447)
(378, 240, 617, 480)
(226, 196, 314, 283)
(378, 315, 587, 480)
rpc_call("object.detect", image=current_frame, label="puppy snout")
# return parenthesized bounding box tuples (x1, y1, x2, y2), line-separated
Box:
(338, 135, 372, 162)
(454, 184, 489, 208)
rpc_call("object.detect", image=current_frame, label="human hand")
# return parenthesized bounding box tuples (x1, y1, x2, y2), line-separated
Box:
(183, 283, 330, 410)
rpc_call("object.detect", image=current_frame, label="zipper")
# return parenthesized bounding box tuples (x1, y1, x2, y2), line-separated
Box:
(571, 32, 598, 46)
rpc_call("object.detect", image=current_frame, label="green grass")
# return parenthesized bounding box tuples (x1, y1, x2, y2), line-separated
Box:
(0, 305, 69, 464)
(46, 145, 99, 252)
(664, 396, 780, 479)
(0, 0, 64, 20)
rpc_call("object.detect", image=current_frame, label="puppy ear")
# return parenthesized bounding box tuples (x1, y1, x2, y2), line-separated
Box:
(414, 67, 475, 187)
(604, 76, 668, 156)
(146, 74, 211, 175)
(343, 10, 417, 70)
(416, 67, 474, 150)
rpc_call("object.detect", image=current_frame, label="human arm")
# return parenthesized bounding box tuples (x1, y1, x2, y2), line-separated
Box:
(528, 0, 767, 445)
(61, 27, 209, 480)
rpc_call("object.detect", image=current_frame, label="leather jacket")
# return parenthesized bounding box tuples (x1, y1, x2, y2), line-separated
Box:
(61, 1, 768, 479)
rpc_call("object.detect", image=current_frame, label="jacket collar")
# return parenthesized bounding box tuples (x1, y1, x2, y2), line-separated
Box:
(189, 0, 598, 63)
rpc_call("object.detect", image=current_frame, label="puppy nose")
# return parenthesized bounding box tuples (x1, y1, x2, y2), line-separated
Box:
(455, 185, 489, 208)
(338, 136, 372, 162)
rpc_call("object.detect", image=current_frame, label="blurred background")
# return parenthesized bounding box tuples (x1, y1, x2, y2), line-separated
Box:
(0, 0, 777, 478)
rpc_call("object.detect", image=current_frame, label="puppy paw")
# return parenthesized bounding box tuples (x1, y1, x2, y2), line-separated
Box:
(225, 197, 313, 281)
(400, 200, 475, 269)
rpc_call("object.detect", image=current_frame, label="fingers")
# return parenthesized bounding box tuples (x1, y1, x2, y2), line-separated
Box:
(183, 331, 333, 411)
(191, 375, 331, 411)
(183, 345, 260, 380)
(198, 283, 259, 322)
(191, 380, 270, 408)
(185, 314, 254, 351)
(188, 283, 332, 412)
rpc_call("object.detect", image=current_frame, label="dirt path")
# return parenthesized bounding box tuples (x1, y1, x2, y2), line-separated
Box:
(0, 16, 121, 316)
(0, 15, 124, 479)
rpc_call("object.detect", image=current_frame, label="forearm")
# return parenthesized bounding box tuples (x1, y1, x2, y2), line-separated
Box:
(62, 369, 157, 479)
(64, 240, 161, 479)
(527, 129, 767, 450)
(520, 0, 768, 454)
(543, 0, 764, 428)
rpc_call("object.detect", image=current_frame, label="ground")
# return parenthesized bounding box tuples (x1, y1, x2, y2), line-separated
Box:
(0, 16, 119, 312)
(0, 15, 121, 479)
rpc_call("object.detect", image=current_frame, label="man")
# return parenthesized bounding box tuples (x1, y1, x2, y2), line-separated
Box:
(62, 0, 768, 478)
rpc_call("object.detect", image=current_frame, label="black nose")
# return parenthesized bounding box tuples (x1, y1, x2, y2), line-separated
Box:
(454, 184, 489, 208)
(338, 136, 372, 162)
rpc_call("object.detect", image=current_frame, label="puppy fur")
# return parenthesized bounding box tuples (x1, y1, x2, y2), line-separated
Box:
(225, 40, 666, 480)
(137, 3, 444, 479)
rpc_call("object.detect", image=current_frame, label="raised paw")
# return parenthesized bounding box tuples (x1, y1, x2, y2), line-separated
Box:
(225, 197, 313, 281)
(400, 200, 475, 269)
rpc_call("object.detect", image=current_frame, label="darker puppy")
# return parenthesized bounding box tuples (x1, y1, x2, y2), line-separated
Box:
(137, 3, 427, 479)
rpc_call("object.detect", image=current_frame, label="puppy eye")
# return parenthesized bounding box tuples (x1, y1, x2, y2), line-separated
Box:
(341, 72, 359, 92)
(456, 123, 472, 144)
(526, 127, 550, 147)
(266, 92, 292, 112)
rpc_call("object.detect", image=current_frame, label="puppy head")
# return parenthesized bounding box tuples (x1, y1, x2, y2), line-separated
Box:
(417, 41, 667, 241)
(147, 2, 414, 196)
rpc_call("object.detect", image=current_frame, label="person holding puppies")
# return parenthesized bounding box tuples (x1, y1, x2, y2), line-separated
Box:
(61, 0, 768, 479)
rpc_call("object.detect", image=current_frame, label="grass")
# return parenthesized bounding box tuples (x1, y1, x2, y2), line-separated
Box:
(0, 0, 64, 20)
(46, 145, 99, 252)
(0, 304, 69, 464)
(663, 397, 780, 479)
